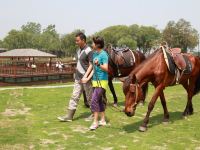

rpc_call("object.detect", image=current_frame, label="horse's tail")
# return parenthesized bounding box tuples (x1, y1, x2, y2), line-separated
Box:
(194, 74, 200, 95)
(194, 57, 200, 95)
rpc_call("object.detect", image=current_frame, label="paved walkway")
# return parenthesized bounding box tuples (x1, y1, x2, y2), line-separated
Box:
(0, 85, 73, 91)
(0, 82, 121, 91)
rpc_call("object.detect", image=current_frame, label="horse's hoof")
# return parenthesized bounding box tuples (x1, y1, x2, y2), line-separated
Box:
(182, 113, 187, 117)
(182, 115, 188, 119)
(162, 120, 169, 125)
(138, 126, 147, 132)
(182, 112, 189, 117)
(188, 111, 193, 115)
(182, 110, 193, 116)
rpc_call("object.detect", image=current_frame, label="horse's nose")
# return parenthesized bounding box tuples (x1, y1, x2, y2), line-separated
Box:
(125, 111, 132, 117)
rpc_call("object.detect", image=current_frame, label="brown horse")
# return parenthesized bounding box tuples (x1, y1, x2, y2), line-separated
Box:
(83, 46, 147, 107)
(105, 46, 147, 105)
(123, 47, 200, 131)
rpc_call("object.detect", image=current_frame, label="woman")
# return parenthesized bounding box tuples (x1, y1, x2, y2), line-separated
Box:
(81, 36, 108, 130)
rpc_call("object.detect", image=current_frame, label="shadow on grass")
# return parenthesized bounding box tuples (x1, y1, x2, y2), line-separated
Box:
(123, 111, 184, 133)
(73, 112, 91, 121)
(114, 101, 146, 107)
(115, 101, 125, 107)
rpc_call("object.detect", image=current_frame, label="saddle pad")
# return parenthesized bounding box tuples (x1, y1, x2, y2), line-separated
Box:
(165, 51, 176, 75)
(182, 55, 192, 74)
(164, 51, 192, 75)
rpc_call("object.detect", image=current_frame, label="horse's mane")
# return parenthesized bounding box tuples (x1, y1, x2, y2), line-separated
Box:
(124, 48, 161, 88)
(130, 48, 161, 76)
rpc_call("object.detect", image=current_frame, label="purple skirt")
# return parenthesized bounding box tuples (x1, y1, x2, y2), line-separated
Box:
(91, 87, 106, 112)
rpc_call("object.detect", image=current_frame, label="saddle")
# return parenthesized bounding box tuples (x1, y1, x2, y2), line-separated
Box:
(111, 47, 135, 67)
(169, 48, 186, 70)
(161, 46, 192, 83)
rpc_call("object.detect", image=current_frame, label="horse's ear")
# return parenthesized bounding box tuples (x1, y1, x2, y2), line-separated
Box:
(131, 75, 136, 83)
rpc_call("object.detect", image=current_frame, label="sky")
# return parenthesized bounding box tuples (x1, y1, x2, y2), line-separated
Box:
(0, 0, 200, 40)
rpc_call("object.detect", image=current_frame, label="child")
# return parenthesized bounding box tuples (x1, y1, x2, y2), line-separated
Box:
(82, 36, 109, 130)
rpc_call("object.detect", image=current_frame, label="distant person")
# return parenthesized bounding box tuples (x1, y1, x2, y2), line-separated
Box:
(57, 32, 93, 122)
(55, 61, 59, 71)
(46, 62, 50, 67)
(56, 61, 59, 67)
(27, 62, 31, 68)
(58, 61, 63, 72)
(31, 63, 36, 69)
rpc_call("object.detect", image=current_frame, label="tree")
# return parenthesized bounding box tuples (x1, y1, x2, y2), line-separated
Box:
(129, 24, 140, 41)
(163, 18, 199, 52)
(2, 22, 42, 50)
(61, 29, 84, 56)
(21, 22, 42, 49)
(39, 25, 61, 51)
(117, 36, 137, 49)
(95, 25, 130, 46)
(21, 22, 41, 34)
(95, 24, 161, 53)
(3, 30, 27, 49)
(0, 40, 3, 47)
(136, 26, 161, 53)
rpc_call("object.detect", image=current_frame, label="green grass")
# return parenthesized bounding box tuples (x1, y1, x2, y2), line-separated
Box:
(0, 83, 200, 149)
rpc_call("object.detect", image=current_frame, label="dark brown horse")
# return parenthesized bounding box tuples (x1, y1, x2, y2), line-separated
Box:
(83, 46, 147, 107)
(106, 46, 147, 105)
(123, 47, 200, 131)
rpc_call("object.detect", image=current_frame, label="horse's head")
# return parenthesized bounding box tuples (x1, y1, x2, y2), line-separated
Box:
(122, 75, 144, 117)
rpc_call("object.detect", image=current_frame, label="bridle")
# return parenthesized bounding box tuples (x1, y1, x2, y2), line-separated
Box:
(129, 80, 140, 108)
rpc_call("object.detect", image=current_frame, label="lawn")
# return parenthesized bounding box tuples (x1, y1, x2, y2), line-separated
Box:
(0, 83, 200, 150)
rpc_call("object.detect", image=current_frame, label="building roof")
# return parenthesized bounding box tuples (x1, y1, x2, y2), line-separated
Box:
(0, 49, 56, 58)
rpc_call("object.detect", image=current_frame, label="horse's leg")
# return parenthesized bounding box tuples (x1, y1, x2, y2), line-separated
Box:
(160, 91, 169, 123)
(108, 77, 118, 105)
(83, 90, 89, 108)
(139, 84, 164, 132)
(182, 80, 194, 116)
(139, 83, 148, 106)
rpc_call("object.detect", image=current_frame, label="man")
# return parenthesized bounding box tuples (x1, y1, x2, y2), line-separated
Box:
(57, 32, 93, 122)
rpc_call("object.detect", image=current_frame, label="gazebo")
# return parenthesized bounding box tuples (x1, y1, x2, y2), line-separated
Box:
(0, 49, 75, 83)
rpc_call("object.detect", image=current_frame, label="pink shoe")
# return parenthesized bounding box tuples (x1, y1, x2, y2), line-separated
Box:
(89, 122, 98, 130)
(99, 120, 107, 126)
(113, 103, 118, 107)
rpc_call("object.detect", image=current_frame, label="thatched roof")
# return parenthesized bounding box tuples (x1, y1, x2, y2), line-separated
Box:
(0, 49, 56, 58)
